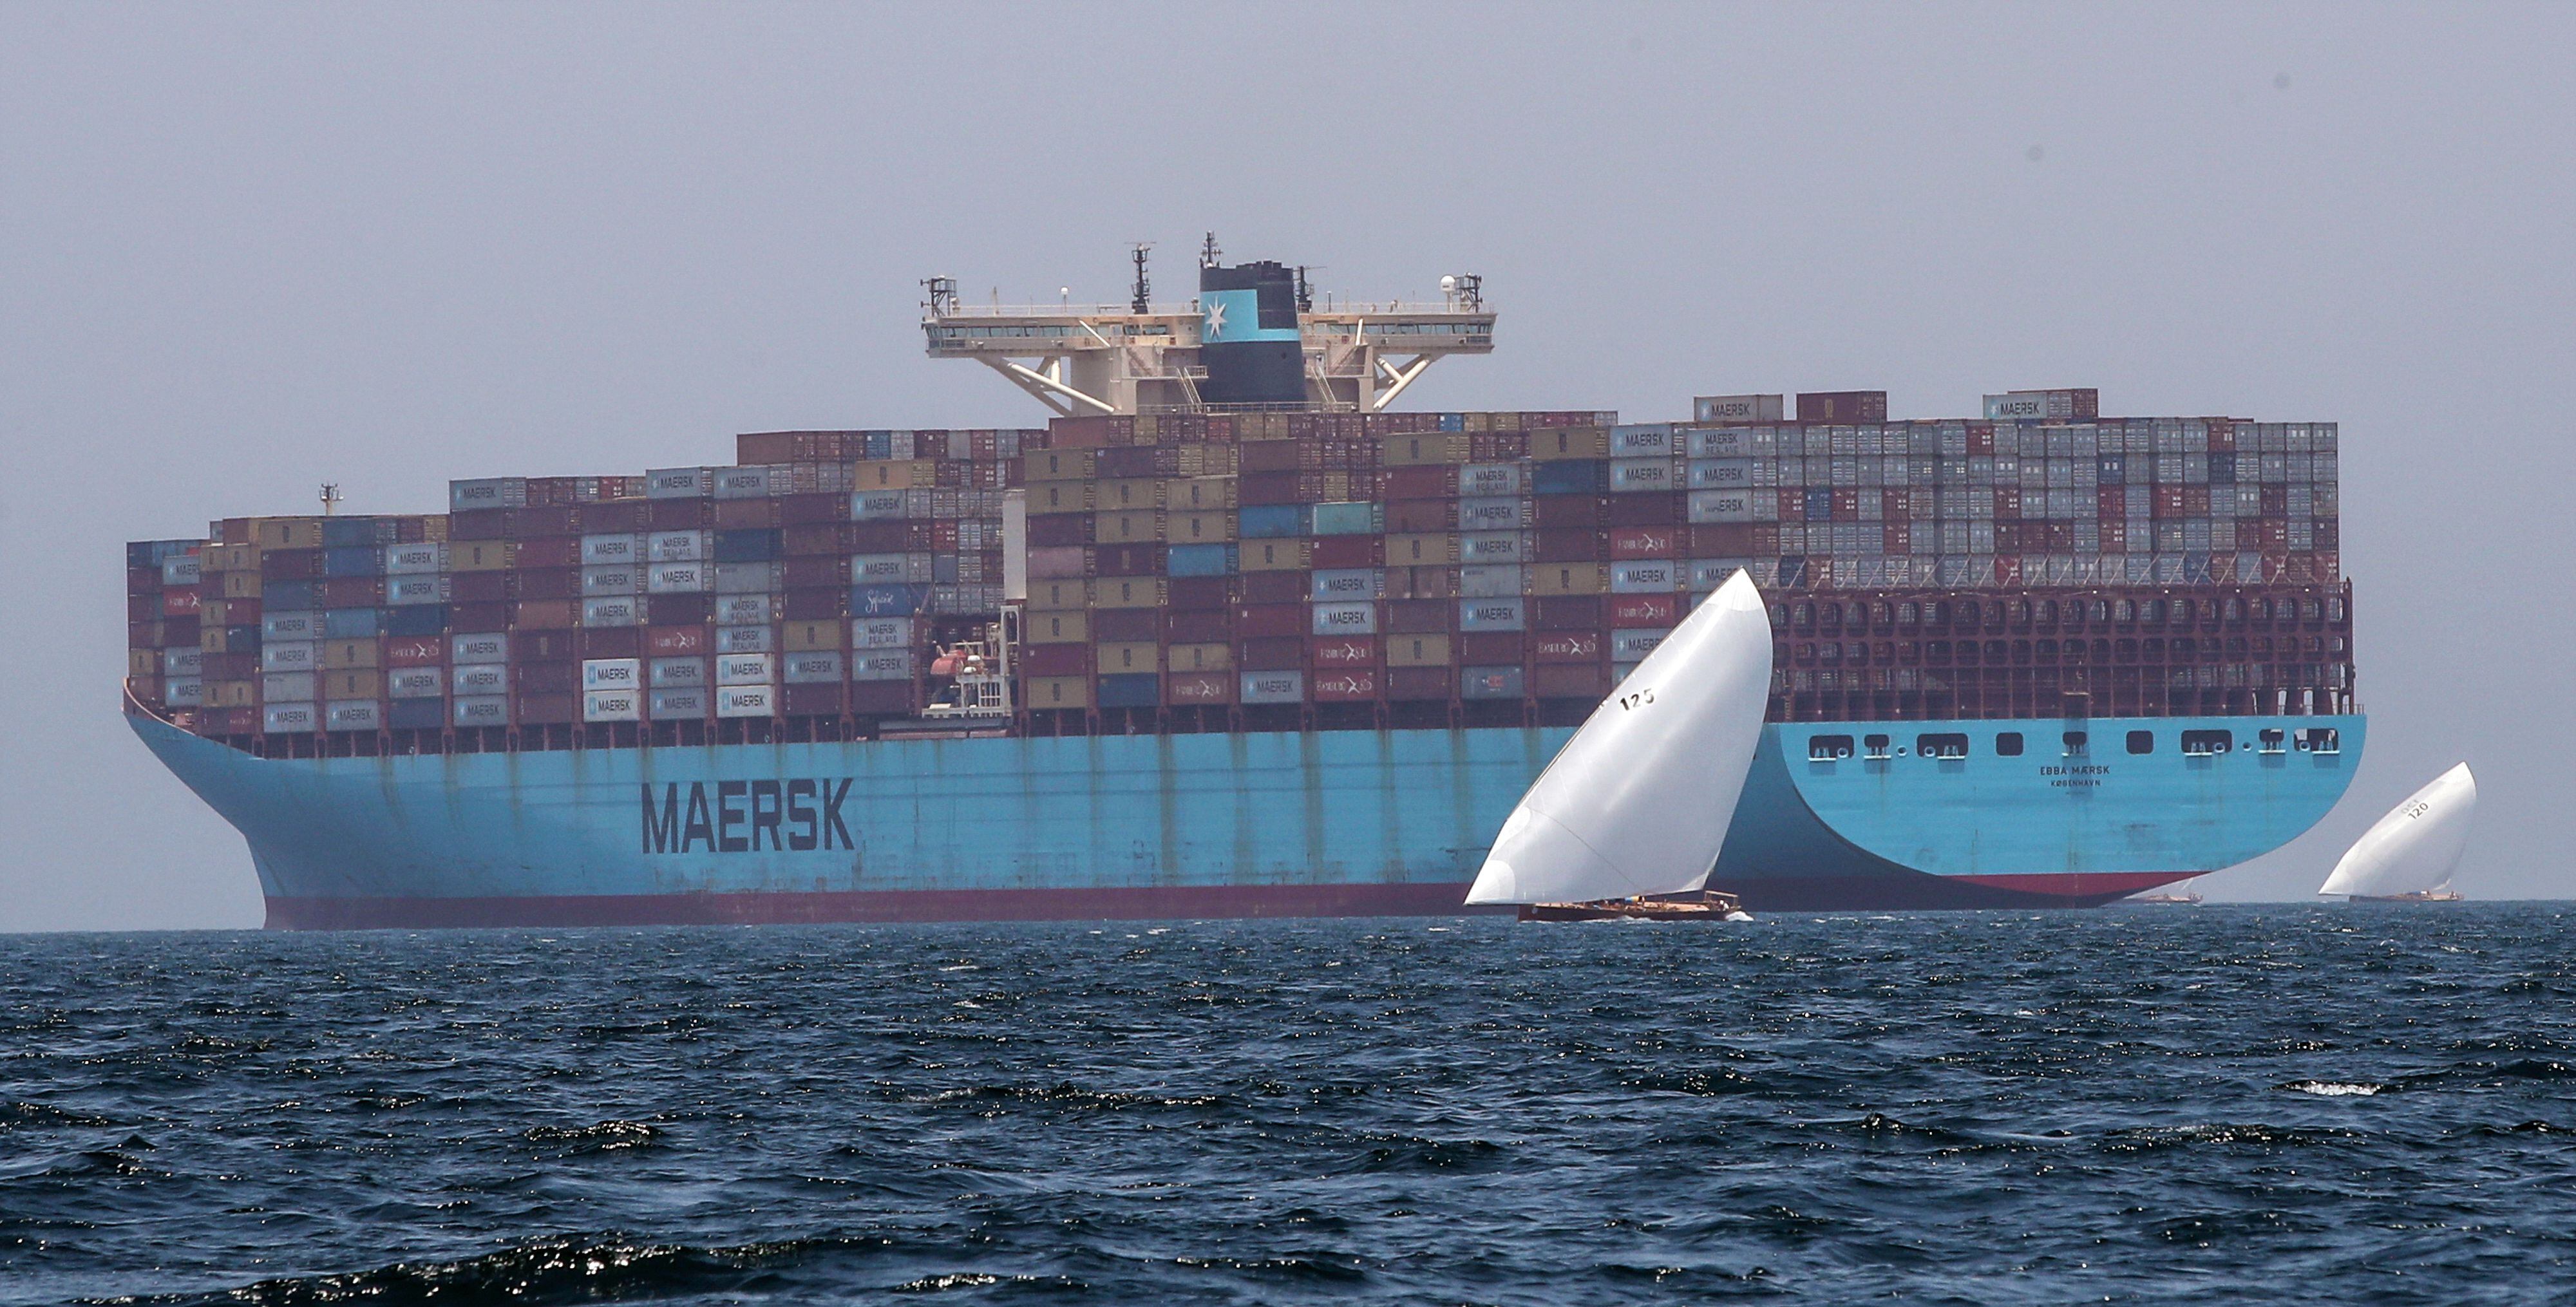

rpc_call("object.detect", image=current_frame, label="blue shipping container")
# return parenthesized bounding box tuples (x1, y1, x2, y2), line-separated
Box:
(1167, 543, 1238, 577)
(263, 579, 320, 612)
(1804, 489, 1834, 522)
(849, 583, 931, 616)
(1097, 673, 1159, 709)
(714, 529, 781, 563)
(323, 607, 383, 639)
(1238, 505, 1309, 538)
(1310, 502, 1383, 536)
(1437, 412, 1466, 432)
(384, 604, 448, 637)
(322, 518, 388, 549)
(388, 698, 447, 731)
(1459, 664, 1526, 700)
(323, 546, 383, 578)
(1532, 460, 1608, 496)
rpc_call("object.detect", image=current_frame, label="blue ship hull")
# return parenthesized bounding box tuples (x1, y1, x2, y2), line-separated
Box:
(128, 711, 2361, 927)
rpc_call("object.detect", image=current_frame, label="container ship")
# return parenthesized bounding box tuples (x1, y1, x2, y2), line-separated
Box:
(123, 245, 2362, 928)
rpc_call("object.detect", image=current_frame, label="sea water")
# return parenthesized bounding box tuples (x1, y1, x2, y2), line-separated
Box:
(3, 904, 2572, 1304)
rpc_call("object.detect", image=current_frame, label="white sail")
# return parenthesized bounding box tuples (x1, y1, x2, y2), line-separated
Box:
(1465, 570, 1773, 905)
(2319, 762, 2477, 898)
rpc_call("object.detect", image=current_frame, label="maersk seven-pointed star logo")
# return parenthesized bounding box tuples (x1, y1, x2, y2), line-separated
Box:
(1203, 298, 1227, 338)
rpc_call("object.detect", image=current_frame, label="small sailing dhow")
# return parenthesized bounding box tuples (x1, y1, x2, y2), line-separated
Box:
(2320, 762, 2476, 902)
(1465, 571, 1773, 921)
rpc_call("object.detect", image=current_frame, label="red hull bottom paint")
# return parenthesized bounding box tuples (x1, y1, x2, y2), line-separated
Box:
(263, 872, 2170, 930)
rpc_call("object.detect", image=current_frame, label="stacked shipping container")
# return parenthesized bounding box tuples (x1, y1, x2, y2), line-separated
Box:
(127, 435, 1041, 753)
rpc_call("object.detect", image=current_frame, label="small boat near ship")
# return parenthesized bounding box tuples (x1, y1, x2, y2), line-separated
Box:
(2320, 762, 2476, 903)
(1518, 890, 1754, 923)
(2125, 877, 2205, 905)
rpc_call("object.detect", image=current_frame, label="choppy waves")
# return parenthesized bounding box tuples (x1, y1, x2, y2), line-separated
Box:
(4, 905, 2575, 1304)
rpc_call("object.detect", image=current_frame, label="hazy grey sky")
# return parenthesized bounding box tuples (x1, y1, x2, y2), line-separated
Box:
(3, 4, 2570, 929)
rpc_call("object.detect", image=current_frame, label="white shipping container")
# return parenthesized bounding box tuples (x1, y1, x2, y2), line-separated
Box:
(782, 651, 844, 684)
(262, 671, 316, 701)
(710, 465, 777, 500)
(715, 684, 778, 718)
(261, 704, 319, 735)
(1457, 564, 1524, 598)
(583, 689, 643, 723)
(1239, 669, 1304, 705)
(261, 641, 317, 673)
(386, 667, 444, 699)
(1687, 558, 1752, 592)
(1310, 601, 1378, 635)
(1686, 426, 1768, 459)
(450, 632, 507, 664)
(1687, 489, 1759, 524)
(1609, 628, 1667, 661)
(849, 648, 915, 682)
(449, 477, 527, 512)
(1609, 424, 1678, 456)
(163, 677, 204, 706)
(384, 574, 447, 606)
(649, 657, 706, 688)
(645, 467, 710, 500)
(850, 616, 914, 650)
(261, 612, 320, 641)
(582, 565, 645, 596)
(715, 652, 775, 686)
(1457, 496, 1528, 530)
(579, 533, 638, 566)
(1458, 462, 1524, 497)
(1689, 458, 1754, 489)
(649, 688, 710, 720)
(1609, 458, 1678, 493)
(1459, 531, 1526, 563)
(715, 594, 775, 626)
(160, 554, 202, 587)
(715, 624, 774, 654)
(1693, 393, 1784, 424)
(161, 646, 204, 677)
(382, 543, 445, 575)
(450, 663, 508, 696)
(849, 553, 931, 585)
(325, 701, 382, 733)
(451, 694, 510, 728)
(646, 530, 712, 563)
(647, 561, 715, 594)
(581, 597, 642, 628)
(581, 658, 642, 691)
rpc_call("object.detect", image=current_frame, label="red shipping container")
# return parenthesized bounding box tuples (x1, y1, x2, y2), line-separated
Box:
(712, 499, 779, 529)
(1238, 636, 1303, 670)
(1993, 556, 2023, 586)
(648, 625, 710, 657)
(513, 567, 579, 601)
(1609, 527, 1678, 559)
(1093, 608, 1160, 642)
(1966, 424, 1996, 455)
(1533, 496, 1606, 529)
(580, 626, 642, 659)
(1311, 636, 1378, 668)
(1383, 498, 1455, 533)
(506, 507, 574, 538)
(931, 520, 961, 552)
(1383, 599, 1451, 634)
(1610, 594, 1678, 627)
(1533, 529, 1605, 563)
(1312, 668, 1379, 701)
(384, 637, 445, 667)
(784, 683, 846, 715)
(1023, 643, 1092, 676)
(1166, 608, 1232, 643)
(585, 500, 649, 532)
(648, 593, 713, 626)
(1604, 494, 1680, 527)
(514, 599, 577, 630)
(1238, 440, 1307, 473)
(1164, 670, 1233, 706)
(2152, 487, 2188, 519)
(1386, 666, 1453, 701)
(450, 570, 507, 603)
(1238, 471, 1317, 505)
(260, 549, 323, 581)
(781, 493, 846, 526)
(783, 524, 842, 556)
(450, 601, 511, 632)
(1311, 536, 1381, 569)
(846, 520, 909, 552)
(1535, 631, 1603, 663)
(515, 662, 579, 695)
(321, 576, 383, 607)
(1241, 571, 1308, 604)
(516, 629, 578, 661)
(648, 498, 712, 530)
(1025, 513, 1090, 547)
(1235, 603, 1307, 639)
(783, 587, 844, 620)
(450, 509, 508, 540)
(513, 691, 577, 725)
(1532, 596, 1603, 630)
(1459, 631, 1525, 664)
(1166, 576, 1232, 612)
(515, 536, 580, 569)
(1532, 663, 1607, 699)
(1880, 489, 1911, 523)
(1382, 466, 1457, 500)
(2097, 488, 2125, 518)
(1691, 523, 1757, 556)
(784, 556, 846, 588)
(1832, 489, 1862, 519)
(849, 681, 922, 714)
(2182, 485, 2211, 516)
(160, 589, 200, 617)
(127, 565, 163, 595)
(1095, 543, 1164, 576)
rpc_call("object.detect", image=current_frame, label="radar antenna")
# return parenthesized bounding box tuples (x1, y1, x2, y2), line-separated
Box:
(1130, 243, 1151, 314)
(920, 276, 959, 317)
(1199, 231, 1222, 268)
(319, 483, 341, 516)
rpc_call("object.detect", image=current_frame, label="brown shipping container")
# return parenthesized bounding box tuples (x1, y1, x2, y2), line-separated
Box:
(1384, 499, 1456, 534)
(1535, 631, 1604, 663)
(1533, 496, 1608, 529)
(1240, 540, 1311, 572)
(1166, 609, 1231, 643)
(1383, 599, 1451, 634)
(1092, 576, 1163, 608)
(1096, 641, 1159, 674)
(515, 599, 578, 630)
(1163, 670, 1232, 707)
(1311, 536, 1380, 569)
(1025, 676, 1091, 710)
(1024, 644, 1091, 677)
(1311, 636, 1378, 668)
(1237, 636, 1302, 670)
(1533, 663, 1609, 699)
(783, 587, 842, 621)
(1387, 666, 1454, 701)
(849, 681, 925, 715)
(1605, 494, 1680, 527)
(1386, 633, 1452, 667)
(1027, 578, 1088, 610)
(579, 627, 641, 659)
(783, 683, 846, 716)
(1166, 641, 1233, 673)
(1092, 608, 1160, 643)
(1532, 596, 1604, 630)
(1025, 610, 1090, 644)
(1531, 563, 1607, 596)
(1527, 428, 1609, 460)
(783, 619, 845, 651)
(1240, 571, 1307, 604)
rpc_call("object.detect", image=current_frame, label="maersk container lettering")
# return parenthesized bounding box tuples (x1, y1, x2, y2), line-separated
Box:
(1688, 559, 1752, 591)
(385, 574, 446, 606)
(584, 690, 642, 723)
(850, 552, 929, 584)
(386, 667, 444, 699)
(715, 625, 775, 654)
(582, 533, 641, 565)
(1311, 601, 1378, 635)
(582, 597, 641, 628)
(1611, 629, 1667, 661)
(783, 652, 843, 684)
(1688, 458, 1753, 489)
(646, 531, 710, 563)
(851, 617, 914, 650)
(716, 653, 774, 686)
(715, 684, 776, 718)
(261, 641, 317, 673)
(161, 555, 202, 587)
(451, 664, 507, 696)
(582, 565, 643, 596)
(1687, 427, 1764, 459)
(164, 677, 204, 706)
(649, 688, 708, 720)
(1611, 424, 1678, 457)
(650, 657, 706, 688)
(1688, 490, 1756, 523)
(714, 595, 776, 628)
(1310, 569, 1381, 600)
(648, 562, 712, 594)
(640, 779, 855, 854)
(1239, 670, 1303, 704)
(1459, 462, 1524, 497)
(450, 695, 509, 728)
(645, 467, 709, 500)
(1611, 561, 1678, 592)
(325, 702, 383, 733)
(383, 543, 446, 574)
(450, 632, 507, 664)
(261, 612, 319, 642)
(263, 702, 319, 734)
(582, 658, 641, 691)
(1459, 598, 1527, 632)
(849, 490, 918, 522)
(1460, 531, 1526, 563)
(1458, 496, 1527, 529)
(162, 647, 204, 677)
(712, 467, 774, 499)
(850, 649, 915, 682)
